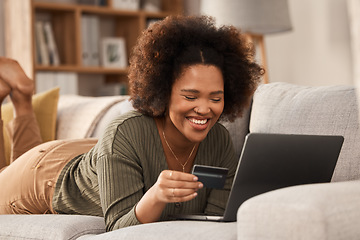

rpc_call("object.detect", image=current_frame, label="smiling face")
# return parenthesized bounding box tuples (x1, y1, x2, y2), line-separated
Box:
(164, 64, 224, 144)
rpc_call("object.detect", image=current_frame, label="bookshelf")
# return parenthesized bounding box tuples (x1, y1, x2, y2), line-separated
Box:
(4, 0, 183, 95)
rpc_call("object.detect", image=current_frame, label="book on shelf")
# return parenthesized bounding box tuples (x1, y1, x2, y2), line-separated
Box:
(35, 20, 60, 66)
(81, 15, 90, 66)
(112, 0, 140, 10)
(78, 0, 107, 6)
(43, 21, 60, 66)
(34, 22, 42, 65)
(89, 15, 100, 66)
(78, 0, 99, 5)
(36, 72, 79, 95)
(35, 21, 50, 65)
(81, 15, 100, 66)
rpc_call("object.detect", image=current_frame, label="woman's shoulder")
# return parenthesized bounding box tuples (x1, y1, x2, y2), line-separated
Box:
(102, 110, 155, 140)
(93, 110, 156, 156)
(107, 110, 152, 129)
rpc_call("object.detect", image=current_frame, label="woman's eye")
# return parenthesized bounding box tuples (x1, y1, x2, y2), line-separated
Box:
(184, 96, 196, 100)
(211, 98, 222, 102)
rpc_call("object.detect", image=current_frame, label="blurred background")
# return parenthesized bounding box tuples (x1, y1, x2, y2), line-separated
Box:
(0, 0, 356, 96)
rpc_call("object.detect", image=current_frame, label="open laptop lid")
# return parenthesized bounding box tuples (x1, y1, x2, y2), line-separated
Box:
(223, 133, 344, 222)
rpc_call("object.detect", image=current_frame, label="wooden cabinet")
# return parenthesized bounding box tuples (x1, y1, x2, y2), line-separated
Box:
(4, 0, 183, 95)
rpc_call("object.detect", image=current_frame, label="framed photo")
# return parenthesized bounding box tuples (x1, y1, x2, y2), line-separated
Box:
(101, 37, 127, 68)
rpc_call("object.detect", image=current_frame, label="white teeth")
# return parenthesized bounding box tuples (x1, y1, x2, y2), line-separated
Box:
(189, 118, 208, 125)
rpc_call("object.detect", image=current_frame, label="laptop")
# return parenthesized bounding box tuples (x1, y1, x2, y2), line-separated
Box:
(171, 133, 344, 222)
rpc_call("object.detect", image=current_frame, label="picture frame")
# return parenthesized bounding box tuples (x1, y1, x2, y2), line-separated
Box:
(101, 37, 127, 68)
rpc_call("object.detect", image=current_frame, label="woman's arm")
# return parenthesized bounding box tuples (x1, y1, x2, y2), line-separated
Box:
(135, 170, 202, 224)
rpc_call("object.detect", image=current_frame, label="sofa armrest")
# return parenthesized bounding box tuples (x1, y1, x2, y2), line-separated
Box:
(0, 215, 105, 239)
(237, 180, 360, 240)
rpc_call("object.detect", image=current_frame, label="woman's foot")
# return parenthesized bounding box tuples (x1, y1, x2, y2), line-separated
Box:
(0, 58, 34, 117)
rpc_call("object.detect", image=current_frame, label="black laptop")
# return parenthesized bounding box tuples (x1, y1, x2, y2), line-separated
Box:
(172, 133, 344, 222)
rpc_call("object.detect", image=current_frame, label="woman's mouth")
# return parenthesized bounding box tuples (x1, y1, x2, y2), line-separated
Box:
(189, 118, 208, 125)
(187, 117, 209, 130)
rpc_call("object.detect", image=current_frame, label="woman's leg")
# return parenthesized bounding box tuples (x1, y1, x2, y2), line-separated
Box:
(0, 58, 42, 165)
(6, 113, 43, 163)
(0, 138, 98, 214)
(0, 79, 11, 169)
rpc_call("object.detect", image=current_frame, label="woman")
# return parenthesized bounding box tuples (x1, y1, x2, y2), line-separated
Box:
(0, 15, 263, 231)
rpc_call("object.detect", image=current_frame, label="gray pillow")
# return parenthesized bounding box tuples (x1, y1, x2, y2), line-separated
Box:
(250, 82, 360, 182)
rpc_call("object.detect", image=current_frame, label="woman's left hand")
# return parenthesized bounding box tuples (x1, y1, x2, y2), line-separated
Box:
(135, 169, 203, 224)
(152, 170, 203, 203)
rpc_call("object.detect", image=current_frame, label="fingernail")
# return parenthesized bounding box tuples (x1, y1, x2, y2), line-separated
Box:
(193, 176, 198, 181)
(198, 183, 203, 188)
(193, 192, 198, 197)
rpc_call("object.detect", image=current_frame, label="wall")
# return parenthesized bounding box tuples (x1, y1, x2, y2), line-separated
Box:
(0, 0, 4, 56)
(265, 0, 352, 86)
(188, 0, 353, 86)
(0, 0, 354, 87)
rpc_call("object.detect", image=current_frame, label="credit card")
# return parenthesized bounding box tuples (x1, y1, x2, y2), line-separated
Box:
(191, 165, 229, 189)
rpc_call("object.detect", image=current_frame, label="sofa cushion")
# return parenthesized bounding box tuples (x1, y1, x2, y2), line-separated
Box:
(78, 221, 237, 240)
(1, 87, 59, 165)
(91, 97, 133, 138)
(0, 214, 105, 240)
(250, 82, 360, 181)
(56, 95, 128, 139)
(220, 105, 251, 159)
(237, 180, 360, 240)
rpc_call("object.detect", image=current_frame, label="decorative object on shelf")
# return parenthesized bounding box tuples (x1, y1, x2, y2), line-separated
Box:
(112, 0, 140, 10)
(201, 0, 292, 84)
(101, 37, 128, 68)
(143, 0, 161, 12)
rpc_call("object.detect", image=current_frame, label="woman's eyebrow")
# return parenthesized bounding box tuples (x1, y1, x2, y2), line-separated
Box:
(210, 90, 224, 95)
(181, 89, 199, 93)
(180, 89, 224, 95)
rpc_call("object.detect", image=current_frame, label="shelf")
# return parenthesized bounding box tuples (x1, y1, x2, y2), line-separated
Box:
(33, 1, 176, 18)
(6, 0, 183, 95)
(35, 65, 128, 74)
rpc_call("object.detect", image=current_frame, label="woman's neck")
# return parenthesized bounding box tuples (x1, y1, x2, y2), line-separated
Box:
(162, 117, 195, 153)
(155, 117, 198, 172)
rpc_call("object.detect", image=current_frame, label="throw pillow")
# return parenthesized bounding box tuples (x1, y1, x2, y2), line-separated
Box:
(1, 87, 60, 165)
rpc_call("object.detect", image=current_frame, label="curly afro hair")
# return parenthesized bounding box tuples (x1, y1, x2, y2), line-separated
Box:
(128, 15, 263, 122)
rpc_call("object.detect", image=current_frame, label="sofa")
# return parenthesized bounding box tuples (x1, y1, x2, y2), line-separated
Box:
(1, 82, 360, 240)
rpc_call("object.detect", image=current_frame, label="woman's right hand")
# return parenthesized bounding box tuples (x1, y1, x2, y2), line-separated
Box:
(135, 170, 203, 224)
(153, 170, 203, 203)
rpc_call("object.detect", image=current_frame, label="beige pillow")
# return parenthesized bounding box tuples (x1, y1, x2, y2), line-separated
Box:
(1, 87, 60, 165)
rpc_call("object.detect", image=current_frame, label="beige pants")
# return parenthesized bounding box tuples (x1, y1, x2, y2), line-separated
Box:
(0, 114, 97, 214)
